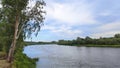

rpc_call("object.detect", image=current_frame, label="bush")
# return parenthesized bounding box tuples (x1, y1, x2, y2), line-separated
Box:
(12, 48, 38, 68)
(0, 52, 6, 59)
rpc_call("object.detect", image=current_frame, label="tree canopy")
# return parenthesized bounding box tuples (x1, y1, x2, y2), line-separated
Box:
(0, 0, 46, 62)
(57, 34, 120, 46)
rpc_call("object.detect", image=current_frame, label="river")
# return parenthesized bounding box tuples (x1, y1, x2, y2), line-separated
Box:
(23, 44, 120, 68)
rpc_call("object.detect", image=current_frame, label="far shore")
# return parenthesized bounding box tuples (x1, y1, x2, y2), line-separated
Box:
(59, 44, 120, 48)
(25, 42, 120, 48)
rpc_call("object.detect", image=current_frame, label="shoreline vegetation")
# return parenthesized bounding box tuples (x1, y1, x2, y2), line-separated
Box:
(25, 34, 120, 48)
(12, 47, 38, 68)
(26, 41, 120, 48)
(0, 43, 38, 68)
(56, 34, 120, 47)
(69, 44, 120, 48)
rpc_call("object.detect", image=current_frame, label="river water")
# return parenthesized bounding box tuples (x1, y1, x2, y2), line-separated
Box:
(23, 44, 120, 68)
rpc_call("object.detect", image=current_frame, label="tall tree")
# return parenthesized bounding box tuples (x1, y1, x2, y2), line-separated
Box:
(0, 0, 46, 62)
(114, 34, 120, 38)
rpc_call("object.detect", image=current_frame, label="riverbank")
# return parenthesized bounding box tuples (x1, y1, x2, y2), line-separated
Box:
(58, 44, 120, 48)
(0, 48, 38, 68)
(12, 48, 38, 68)
(85, 44, 120, 48)
(25, 43, 120, 48)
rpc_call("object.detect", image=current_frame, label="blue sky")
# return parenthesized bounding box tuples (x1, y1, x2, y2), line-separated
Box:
(26, 0, 120, 42)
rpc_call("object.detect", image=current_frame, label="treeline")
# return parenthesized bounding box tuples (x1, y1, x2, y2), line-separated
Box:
(57, 34, 120, 46)
(25, 41, 55, 45)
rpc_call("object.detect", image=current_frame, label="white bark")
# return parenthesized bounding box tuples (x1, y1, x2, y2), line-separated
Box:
(7, 15, 19, 62)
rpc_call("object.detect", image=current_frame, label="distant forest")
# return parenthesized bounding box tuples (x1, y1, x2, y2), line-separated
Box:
(57, 34, 120, 46)
(26, 34, 120, 47)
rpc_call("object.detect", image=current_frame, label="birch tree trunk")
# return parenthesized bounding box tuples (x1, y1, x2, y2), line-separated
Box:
(7, 15, 19, 63)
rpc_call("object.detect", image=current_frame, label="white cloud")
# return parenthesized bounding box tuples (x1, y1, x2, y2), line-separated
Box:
(41, 0, 97, 40)
(42, 25, 82, 38)
(91, 21, 120, 38)
(0, 1, 2, 8)
(97, 21, 120, 31)
(45, 1, 96, 26)
(25, 0, 120, 41)
(91, 30, 120, 38)
(52, 26, 82, 38)
(99, 12, 111, 16)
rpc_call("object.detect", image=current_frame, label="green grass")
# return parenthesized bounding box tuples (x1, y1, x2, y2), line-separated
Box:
(12, 48, 38, 68)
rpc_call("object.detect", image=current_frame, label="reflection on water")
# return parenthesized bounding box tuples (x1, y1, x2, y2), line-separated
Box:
(23, 44, 120, 68)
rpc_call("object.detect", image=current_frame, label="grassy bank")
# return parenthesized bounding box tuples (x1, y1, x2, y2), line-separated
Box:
(0, 48, 38, 68)
(12, 48, 38, 68)
(0, 46, 38, 68)
(0, 40, 38, 68)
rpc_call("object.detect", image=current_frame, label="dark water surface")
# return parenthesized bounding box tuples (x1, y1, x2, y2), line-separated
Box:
(23, 44, 120, 68)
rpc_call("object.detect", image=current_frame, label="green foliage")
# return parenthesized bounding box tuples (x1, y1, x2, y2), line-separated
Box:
(58, 40, 72, 45)
(13, 48, 37, 68)
(25, 41, 57, 45)
(0, 22, 12, 53)
(0, 0, 46, 39)
(114, 34, 120, 38)
(0, 0, 45, 67)
(0, 52, 6, 58)
(0, 0, 46, 51)
(57, 34, 120, 47)
(12, 41, 37, 68)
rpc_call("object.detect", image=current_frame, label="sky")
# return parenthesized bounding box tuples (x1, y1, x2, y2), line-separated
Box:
(26, 0, 120, 42)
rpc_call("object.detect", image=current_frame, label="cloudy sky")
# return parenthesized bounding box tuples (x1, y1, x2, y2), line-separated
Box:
(26, 0, 120, 42)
